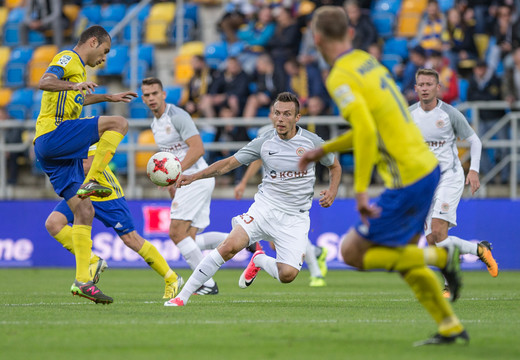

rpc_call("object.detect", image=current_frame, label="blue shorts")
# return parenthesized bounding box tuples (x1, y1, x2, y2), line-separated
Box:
(34, 117, 100, 200)
(54, 197, 135, 236)
(355, 166, 440, 247)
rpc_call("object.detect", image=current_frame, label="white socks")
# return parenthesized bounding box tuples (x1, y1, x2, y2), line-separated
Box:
(254, 253, 280, 281)
(195, 232, 228, 250)
(177, 249, 225, 303)
(176, 236, 215, 287)
(306, 241, 321, 278)
(436, 236, 478, 255)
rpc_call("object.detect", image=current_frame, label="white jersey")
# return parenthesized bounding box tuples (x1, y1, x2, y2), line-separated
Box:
(150, 103, 208, 175)
(409, 100, 475, 173)
(234, 126, 335, 214)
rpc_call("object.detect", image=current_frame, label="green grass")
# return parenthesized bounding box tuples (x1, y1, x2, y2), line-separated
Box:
(1, 269, 518, 360)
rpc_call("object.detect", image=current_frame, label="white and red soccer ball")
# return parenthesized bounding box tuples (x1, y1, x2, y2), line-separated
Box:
(146, 152, 182, 186)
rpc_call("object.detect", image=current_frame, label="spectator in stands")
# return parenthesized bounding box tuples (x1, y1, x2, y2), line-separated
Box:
(217, 1, 252, 43)
(468, 59, 507, 182)
(344, 0, 379, 51)
(488, 4, 520, 74)
(243, 53, 285, 118)
(502, 47, 520, 105)
(413, 0, 446, 53)
(22, 0, 69, 47)
(0, 107, 24, 186)
(237, 5, 276, 74)
(396, 45, 428, 104)
(199, 56, 250, 118)
(283, 57, 329, 115)
(426, 50, 459, 104)
(265, 6, 302, 90)
(181, 55, 215, 118)
(298, 13, 329, 73)
(306, 96, 331, 184)
(442, 7, 479, 70)
(466, 0, 496, 34)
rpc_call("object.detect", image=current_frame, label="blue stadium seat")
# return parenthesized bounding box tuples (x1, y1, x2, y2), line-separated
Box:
(31, 90, 44, 120)
(182, 3, 199, 27)
(204, 42, 228, 69)
(28, 30, 46, 46)
(372, 0, 402, 15)
(7, 88, 34, 120)
(340, 154, 354, 173)
(129, 99, 151, 119)
(101, 3, 126, 23)
(438, 0, 454, 13)
(97, 45, 129, 76)
(122, 60, 147, 87)
(164, 86, 183, 105)
(138, 44, 154, 69)
(78, 4, 102, 26)
(458, 78, 468, 103)
(110, 134, 129, 174)
(383, 37, 409, 59)
(171, 20, 195, 43)
(3, 7, 25, 46)
(372, 12, 395, 39)
(123, 3, 150, 43)
(4, 47, 34, 88)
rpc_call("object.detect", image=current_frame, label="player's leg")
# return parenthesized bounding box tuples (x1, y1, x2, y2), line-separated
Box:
(195, 231, 229, 250)
(165, 225, 250, 307)
(79, 115, 128, 196)
(306, 240, 326, 287)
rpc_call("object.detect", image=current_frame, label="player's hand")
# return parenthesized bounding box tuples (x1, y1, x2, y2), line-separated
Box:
(298, 147, 325, 171)
(110, 91, 138, 103)
(355, 192, 381, 225)
(73, 81, 98, 95)
(234, 182, 246, 200)
(466, 170, 480, 195)
(319, 188, 336, 208)
(176, 174, 195, 188)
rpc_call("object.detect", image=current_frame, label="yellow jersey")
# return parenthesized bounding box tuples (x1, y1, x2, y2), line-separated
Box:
(87, 145, 124, 202)
(323, 49, 438, 193)
(34, 50, 87, 141)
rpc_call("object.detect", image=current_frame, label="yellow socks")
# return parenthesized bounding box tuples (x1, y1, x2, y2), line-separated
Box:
(53, 225, 99, 264)
(84, 131, 124, 183)
(363, 245, 426, 272)
(72, 225, 93, 283)
(137, 240, 178, 283)
(423, 247, 448, 269)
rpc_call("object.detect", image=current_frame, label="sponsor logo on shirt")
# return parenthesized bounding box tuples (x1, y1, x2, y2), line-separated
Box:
(269, 170, 308, 180)
(296, 147, 305, 157)
(57, 55, 72, 66)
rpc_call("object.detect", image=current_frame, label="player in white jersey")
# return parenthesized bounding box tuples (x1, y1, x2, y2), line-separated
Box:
(411, 69, 498, 287)
(165, 92, 342, 307)
(141, 78, 228, 295)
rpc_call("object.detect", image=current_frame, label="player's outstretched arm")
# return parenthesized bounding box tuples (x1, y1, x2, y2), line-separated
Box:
(177, 156, 242, 188)
(84, 91, 137, 106)
(319, 157, 342, 208)
(234, 159, 262, 200)
(39, 73, 97, 93)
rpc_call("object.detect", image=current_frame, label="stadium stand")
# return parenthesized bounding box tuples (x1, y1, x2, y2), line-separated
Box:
(0, 87, 12, 107)
(4, 46, 33, 88)
(144, 2, 176, 45)
(28, 45, 58, 87)
(7, 87, 34, 120)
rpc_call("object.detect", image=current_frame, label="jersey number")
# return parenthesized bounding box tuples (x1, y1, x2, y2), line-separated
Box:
(239, 214, 254, 224)
(380, 74, 411, 122)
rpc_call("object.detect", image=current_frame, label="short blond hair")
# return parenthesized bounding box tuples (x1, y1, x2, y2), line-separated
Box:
(415, 68, 439, 83)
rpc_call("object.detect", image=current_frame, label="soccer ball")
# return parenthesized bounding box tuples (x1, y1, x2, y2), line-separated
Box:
(146, 152, 182, 186)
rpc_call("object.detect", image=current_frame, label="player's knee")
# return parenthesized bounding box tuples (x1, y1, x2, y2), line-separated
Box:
(278, 269, 298, 283)
(74, 202, 95, 222)
(341, 240, 363, 269)
(45, 215, 61, 236)
(429, 230, 444, 245)
(217, 240, 240, 261)
(113, 115, 128, 134)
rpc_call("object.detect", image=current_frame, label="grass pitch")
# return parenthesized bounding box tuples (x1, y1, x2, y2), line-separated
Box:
(1, 268, 518, 360)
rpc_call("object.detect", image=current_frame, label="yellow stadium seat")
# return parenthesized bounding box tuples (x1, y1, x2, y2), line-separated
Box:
(396, 13, 422, 38)
(63, 4, 81, 23)
(0, 46, 11, 88)
(0, 7, 8, 28)
(28, 45, 59, 87)
(174, 54, 195, 85)
(179, 41, 205, 56)
(0, 88, 12, 107)
(148, 2, 176, 22)
(298, 1, 316, 16)
(145, 22, 169, 45)
(5, 0, 23, 9)
(474, 34, 490, 60)
(136, 129, 156, 172)
(401, 0, 427, 14)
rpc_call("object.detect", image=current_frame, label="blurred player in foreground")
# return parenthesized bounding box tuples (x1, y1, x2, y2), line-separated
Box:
(33, 25, 136, 304)
(165, 92, 341, 307)
(141, 77, 227, 295)
(299, 6, 468, 346)
(411, 68, 498, 299)
(45, 144, 184, 299)
(234, 112, 329, 287)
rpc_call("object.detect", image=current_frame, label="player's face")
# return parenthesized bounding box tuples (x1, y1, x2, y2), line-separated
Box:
(415, 75, 440, 103)
(87, 37, 111, 67)
(141, 84, 166, 112)
(272, 101, 300, 139)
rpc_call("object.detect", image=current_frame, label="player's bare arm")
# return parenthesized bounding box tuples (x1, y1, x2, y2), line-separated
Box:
(39, 73, 98, 93)
(177, 156, 242, 187)
(180, 135, 205, 172)
(84, 91, 138, 105)
(355, 192, 382, 225)
(234, 159, 262, 200)
(319, 157, 341, 208)
(466, 170, 480, 195)
(299, 147, 325, 171)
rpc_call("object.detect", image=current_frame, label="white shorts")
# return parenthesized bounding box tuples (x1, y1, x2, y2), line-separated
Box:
(232, 199, 309, 270)
(424, 168, 464, 236)
(170, 177, 215, 231)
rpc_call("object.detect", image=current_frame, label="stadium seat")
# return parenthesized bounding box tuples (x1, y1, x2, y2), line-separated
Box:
(381, 54, 402, 72)
(297, 1, 316, 16)
(129, 100, 151, 119)
(171, 20, 196, 43)
(4, 47, 34, 88)
(474, 34, 490, 60)
(63, 4, 81, 24)
(372, 0, 402, 15)
(28, 30, 47, 46)
(179, 41, 204, 56)
(3, 7, 25, 46)
(174, 54, 195, 85)
(0, 88, 12, 107)
(97, 45, 129, 76)
(74, 4, 102, 37)
(138, 44, 155, 69)
(101, 3, 127, 23)
(164, 86, 183, 105)
(31, 90, 44, 120)
(0, 7, 8, 30)
(145, 2, 176, 45)
(182, 3, 200, 27)
(458, 78, 468, 103)
(110, 134, 129, 174)
(400, 0, 427, 13)
(136, 129, 156, 172)
(382, 37, 409, 59)
(0, 46, 11, 87)
(372, 12, 395, 39)
(122, 60, 147, 87)
(396, 13, 422, 38)
(148, 2, 176, 22)
(28, 45, 59, 87)
(438, 0, 454, 13)
(123, 2, 151, 43)
(5, 0, 23, 9)
(204, 42, 228, 69)
(7, 88, 34, 120)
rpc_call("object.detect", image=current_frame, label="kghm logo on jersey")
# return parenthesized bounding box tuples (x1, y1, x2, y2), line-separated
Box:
(270, 170, 308, 180)
(296, 147, 305, 157)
